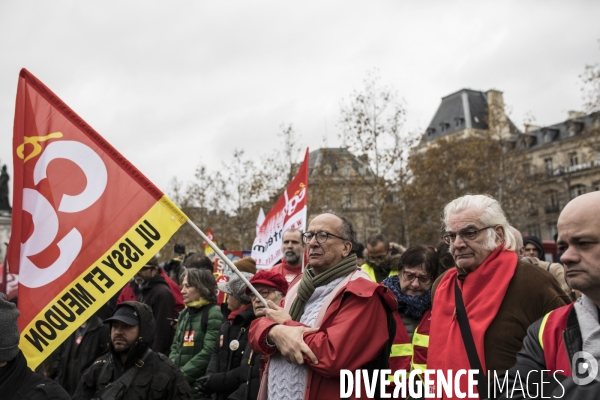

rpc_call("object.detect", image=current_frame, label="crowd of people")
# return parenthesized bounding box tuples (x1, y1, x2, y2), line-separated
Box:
(1, 191, 599, 399)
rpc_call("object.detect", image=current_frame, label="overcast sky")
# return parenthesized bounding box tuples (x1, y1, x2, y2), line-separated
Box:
(1, 1, 599, 197)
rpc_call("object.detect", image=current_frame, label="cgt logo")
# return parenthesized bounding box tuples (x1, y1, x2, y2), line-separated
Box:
(14, 133, 108, 288)
(283, 183, 306, 216)
(572, 351, 599, 386)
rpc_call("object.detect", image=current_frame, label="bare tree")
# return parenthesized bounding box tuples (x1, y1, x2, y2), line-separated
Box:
(338, 70, 417, 243)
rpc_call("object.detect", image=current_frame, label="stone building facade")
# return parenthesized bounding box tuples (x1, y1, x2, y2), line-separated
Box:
(307, 148, 379, 243)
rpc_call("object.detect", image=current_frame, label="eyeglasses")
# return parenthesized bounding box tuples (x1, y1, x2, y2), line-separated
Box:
(441, 226, 494, 244)
(367, 254, 389, 263)
(249, 288, 278, 299)
(302, 231, 348, 244)
(401, 270, 432, 285)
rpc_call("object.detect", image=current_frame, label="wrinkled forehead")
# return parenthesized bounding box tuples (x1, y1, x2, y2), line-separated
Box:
(308, 214, 342, 233)
(283, 230, 302, 242)
(445, 209, 484, 231)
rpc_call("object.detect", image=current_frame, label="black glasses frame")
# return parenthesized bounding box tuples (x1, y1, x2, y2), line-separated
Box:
(441, 226, 494, 244)
(302, 231, 348, 244)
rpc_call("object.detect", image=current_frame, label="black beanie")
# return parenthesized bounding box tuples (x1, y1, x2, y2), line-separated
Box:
(0, 293, 21, 362)
(523, 236, 545, 260)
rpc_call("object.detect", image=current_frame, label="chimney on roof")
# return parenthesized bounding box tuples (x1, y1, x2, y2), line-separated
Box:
(524, 124, 541, 133)
(486, 89, 510, 138)
(567, 110, 585, 120)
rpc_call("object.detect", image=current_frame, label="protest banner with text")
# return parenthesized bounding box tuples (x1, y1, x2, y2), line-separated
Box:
(251, 149, 308, 269)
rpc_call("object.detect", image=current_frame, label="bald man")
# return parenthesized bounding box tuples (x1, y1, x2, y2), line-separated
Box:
(499, 192, 600, 399)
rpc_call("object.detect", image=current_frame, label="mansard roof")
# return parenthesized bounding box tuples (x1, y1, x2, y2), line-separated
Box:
(308, 148, 373, 178)
(517, 111, 600, 150)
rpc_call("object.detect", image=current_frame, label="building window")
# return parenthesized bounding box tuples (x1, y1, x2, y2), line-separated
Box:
(545, 190, 559, 214)
(570, 152, 579, 166)
(345, 194, 352, 207)
(544, 158, 553, 174)
(440, 122, 450, 133)
(526, 224, 541, 239)
(454, 117, 464, 127)
(570, 184, 586, 199)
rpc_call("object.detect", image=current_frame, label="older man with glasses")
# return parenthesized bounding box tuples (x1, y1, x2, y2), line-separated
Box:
(248, 212, 397, 400)
(427, 194, 570, 398)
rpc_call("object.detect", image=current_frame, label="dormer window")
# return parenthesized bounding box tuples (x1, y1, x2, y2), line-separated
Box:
(427, 128, 436, 137)
(567, 122, 584, 137)
(543, 128, 559, 144)
(440, 122, 450, 133)
(454, 117, 464, 127)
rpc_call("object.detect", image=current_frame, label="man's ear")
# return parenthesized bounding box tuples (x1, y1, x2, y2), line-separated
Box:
(342, 241, 353, 258)
(495, 225, 505, 244)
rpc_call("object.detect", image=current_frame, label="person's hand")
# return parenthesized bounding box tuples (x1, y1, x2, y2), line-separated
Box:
(195, 375, 213, 396)
(262, 300, 292, 323)
(268, 325, 319, 365)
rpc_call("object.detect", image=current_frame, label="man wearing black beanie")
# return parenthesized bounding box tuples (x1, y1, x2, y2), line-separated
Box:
(0, 293, 70, 400)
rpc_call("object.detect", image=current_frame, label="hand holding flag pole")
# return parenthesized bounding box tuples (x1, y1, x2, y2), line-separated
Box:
(185, 220, 269, 308)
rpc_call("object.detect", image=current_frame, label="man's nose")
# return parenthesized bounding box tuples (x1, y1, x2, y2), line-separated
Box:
(453, 235, 467, 249)
(560, 245, 578, 266)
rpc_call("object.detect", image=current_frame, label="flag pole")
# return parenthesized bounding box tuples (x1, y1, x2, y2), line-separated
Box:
(186, 220, 269, 308)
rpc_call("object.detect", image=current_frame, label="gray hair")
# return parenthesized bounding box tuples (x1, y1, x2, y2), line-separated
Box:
(323, 210, 356, 245)
(180, 267, 217, 303)
(442, 194, 517, 252)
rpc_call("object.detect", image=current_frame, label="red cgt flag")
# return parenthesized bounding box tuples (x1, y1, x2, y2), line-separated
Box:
(8, 69, 188, 369)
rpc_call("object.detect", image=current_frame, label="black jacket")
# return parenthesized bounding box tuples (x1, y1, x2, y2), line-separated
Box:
(73, 301, 193, 400)
(54, 315, 110, 395)
(205, 305, 256, 400)
(140, 274, 176, 355)
(498, 306, 600, 400)
(0, 351, 70, 400)
(223, 343, 262, 400)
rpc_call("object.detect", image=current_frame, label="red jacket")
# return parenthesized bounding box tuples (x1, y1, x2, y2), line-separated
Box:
(249, 268, 397, 400)
(117, 269, 184, 314)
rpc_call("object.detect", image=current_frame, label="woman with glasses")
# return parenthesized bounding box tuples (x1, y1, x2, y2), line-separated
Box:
(382, 245, 443, 386)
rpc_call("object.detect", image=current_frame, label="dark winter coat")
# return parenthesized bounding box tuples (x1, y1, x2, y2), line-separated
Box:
(169, 304, 223, 399)
(72, 301, 193, 400)
(54, 315, 110, 395)
(205, 305, 256, 400)
(0, 351, 70, 400)
(139, 274, 176, 354)
(211, 342, 262, 400)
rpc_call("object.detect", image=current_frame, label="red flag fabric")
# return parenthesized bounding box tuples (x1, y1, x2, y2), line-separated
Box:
(251, 149, 309, 269)
(8, 69, 188, 369)
(204, 228, 214, 255)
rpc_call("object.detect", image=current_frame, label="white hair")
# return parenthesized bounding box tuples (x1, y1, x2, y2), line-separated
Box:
(443, 194, 517, 252)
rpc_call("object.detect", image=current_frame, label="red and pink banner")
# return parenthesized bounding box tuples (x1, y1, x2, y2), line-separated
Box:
(251, 149, 308, 269)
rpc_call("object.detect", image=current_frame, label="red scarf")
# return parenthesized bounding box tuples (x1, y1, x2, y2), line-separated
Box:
(228, 303, 251, 324)
(428, 247, 517, 398)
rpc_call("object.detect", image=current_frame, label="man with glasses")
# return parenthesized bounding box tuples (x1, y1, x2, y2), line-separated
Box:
(362, 233, 397, 282)
(133, 256, 176, 355)
(249, 212, 397, 400)
(427, 194, 570, 398)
